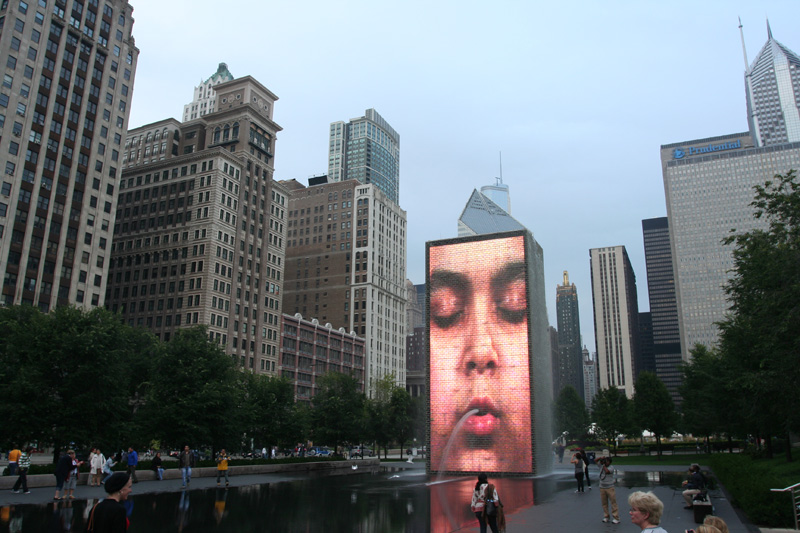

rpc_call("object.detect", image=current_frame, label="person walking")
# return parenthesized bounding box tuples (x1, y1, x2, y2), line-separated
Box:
(571, 450, 585, 493)
(11, 447, 31, 494)
(6, 446, 21, 476)
(126, 447, 138, 483)
(85, 472, 132, 533)
(102, 454, 118, 483)
(598, 455, 620, 524)
(216, 448, 230, 487)
(179, 445, 195, 488)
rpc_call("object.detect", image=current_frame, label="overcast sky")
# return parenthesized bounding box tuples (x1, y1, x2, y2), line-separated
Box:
(125, 0, 800, 353)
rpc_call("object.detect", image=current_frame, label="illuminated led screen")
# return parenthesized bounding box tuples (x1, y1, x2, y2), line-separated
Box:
(427, 234, 533, 474)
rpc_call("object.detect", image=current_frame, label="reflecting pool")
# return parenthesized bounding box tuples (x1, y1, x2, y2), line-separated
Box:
(0, 467, 688, 532)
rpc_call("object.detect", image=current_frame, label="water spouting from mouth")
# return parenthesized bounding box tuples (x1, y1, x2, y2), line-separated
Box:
(433, 408, 480, 531)
(436, 408, 479, 481)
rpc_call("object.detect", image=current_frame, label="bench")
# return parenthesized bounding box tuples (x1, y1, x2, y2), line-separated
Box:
(692, 491, 713, 523)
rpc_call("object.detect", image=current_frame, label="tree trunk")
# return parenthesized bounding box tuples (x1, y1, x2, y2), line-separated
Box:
(727, 434, 733, 454)
(765, 434, 774, 459)
(785, 431, 793, 463)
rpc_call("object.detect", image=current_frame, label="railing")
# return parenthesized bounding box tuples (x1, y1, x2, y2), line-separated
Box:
(770, 482, 800, 530)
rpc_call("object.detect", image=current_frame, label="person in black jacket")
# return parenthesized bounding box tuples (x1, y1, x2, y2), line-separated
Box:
(85, 472, 132, 532)
(682, 463, 706, 508)
(53, 450, 74, 500)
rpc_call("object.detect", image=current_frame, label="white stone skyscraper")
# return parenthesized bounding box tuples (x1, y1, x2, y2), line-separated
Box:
(0, 0, 139, 310)
(589, 246, 640, 398)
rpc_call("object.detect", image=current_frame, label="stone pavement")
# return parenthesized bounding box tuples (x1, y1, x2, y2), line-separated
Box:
(0, 458, 787, 532)
(465, 462, 762, 533)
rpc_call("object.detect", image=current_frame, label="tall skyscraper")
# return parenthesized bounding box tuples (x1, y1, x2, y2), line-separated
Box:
(0, 0, 138, 310)
(589, 246, 640, 398)
(328, 109, 400, 204)
(555, 270, 584, 400)
(182, 62, 233, 122)
(662, 25, 800, 358)
(280, 177, 407, 394)
(457, 188, 524, 237)
(641, 217, 682, 403)
(107, 75, 287, 374)
(582, 347, 598, 411)
(480, 177, 510, 214)
(637, 311, 654, 375)
(744, 21, 800, 147)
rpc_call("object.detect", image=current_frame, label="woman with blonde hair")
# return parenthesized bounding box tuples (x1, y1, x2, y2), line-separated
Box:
(628, 491, 667, 532)
(702, 515, 729, 533)
(691, 526, 721, 533)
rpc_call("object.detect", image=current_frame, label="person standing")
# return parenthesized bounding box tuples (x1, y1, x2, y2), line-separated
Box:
(216, 449, 230, 487)
(126, 447, 138, 484)
(598, 456, 620, 523)
(571, 450, 585, 493)
(470, 473, 490, 533)
(579, 449, 592, 490)
(682, 463, 706, 509)
(11, 447, 31, 494)
(54, 450, 74, 500)
(179, 445, 195, 488)
(151, 452, 164, 481)
(85, 472, 132, 533)
(90, 448, 106, 487)
(628, 491, 668, 532)
(7, 446, 21, 476)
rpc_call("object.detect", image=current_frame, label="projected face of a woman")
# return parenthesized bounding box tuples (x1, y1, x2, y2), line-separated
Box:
(429, 235, 532, 473)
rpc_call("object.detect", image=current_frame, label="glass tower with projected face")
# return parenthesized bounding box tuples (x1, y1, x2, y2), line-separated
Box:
(426, 230, 551, 476)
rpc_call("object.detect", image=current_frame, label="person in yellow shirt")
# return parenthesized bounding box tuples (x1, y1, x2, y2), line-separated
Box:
(7, 447, 21, 476)
(216, 449, 229, 487)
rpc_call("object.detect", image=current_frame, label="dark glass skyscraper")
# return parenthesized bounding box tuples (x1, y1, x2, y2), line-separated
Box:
(556, 271, 584, 400)
(642, 217, 682, 404)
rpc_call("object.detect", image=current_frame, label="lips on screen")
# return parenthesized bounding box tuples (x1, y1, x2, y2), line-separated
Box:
(428, 235, 533, 473)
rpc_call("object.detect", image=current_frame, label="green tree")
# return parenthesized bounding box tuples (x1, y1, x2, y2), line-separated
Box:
(633, 372, 677, 456)
(719, 170, 800, 461)
(311, 372, 365, 451)
(389, 386, 414, 458)
(553, 385, 590, 440)
(140, 326, 243, 451)
(0, 306, 156, 458)
(591, 387, 631, 453)
(366, 374, 394, 457)
(243, 374, 299, 452)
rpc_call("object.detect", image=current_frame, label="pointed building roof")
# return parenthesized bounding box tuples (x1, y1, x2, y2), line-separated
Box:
(203, 62, 234, 85)
(746, 27, 800, 79)
(457, 189, 526, 237)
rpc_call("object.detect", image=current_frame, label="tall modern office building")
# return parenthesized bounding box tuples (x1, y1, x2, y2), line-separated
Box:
(280, 177, 407, 394)
(589, 246, 640, 398)
(182, 62, 233, 122)
(555, 270, 584, 400)
(106, 75, 288, 374)
(662, 24, 800, 358)
(480, 177, 510, 214)
(744, 21, 800, 147)
(637, 311, 654, 375)
(457, 188, 524, 237)
(642, 217, 682, 403)
(328, 109, 400, 204)
(0, 0, 138, 310)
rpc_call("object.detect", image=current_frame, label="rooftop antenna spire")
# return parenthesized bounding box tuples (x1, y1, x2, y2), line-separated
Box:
(495, 152, 503, 186)
(739, 17, 749, 70)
